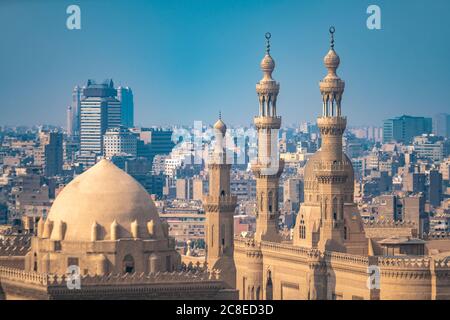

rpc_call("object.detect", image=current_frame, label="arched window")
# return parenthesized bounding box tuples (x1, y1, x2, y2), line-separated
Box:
(299, 216, 306, 239)
(333, 197, 338, 220)
(220, 190, 225, 197)
(123, 254, 135, 274)
(344, 226, 348, 240)
(266, 270, 273, 300)
(33, 252, 37, 272)
(268, 191, 273, 213)
(260, 193, 264, 211)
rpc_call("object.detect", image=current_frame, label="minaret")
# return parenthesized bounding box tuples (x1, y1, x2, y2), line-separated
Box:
(316, 27, 347, 252)
(252, 33, 284, 242)
(204, 114, 237, 288)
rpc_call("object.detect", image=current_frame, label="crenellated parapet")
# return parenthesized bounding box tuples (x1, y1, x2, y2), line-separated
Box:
(0, 237, 31, 257)
(424, 232, 450, 240)
(0, 265, 223, 286)
(364, 220, 416, 228)
(317, 116, 347, 135)
(203, 195, 237, 213)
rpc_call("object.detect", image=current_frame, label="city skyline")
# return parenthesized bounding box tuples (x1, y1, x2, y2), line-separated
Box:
(1, 2, 450, 301)
(1, 0, 449, 127)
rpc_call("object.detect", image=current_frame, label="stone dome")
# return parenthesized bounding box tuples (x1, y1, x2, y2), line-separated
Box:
(324, 49, 340, 70)
(214, 118, 227, 135)
(303, 150, 354, 202)
(260, 54, 275, 75)
(46, 159, 163, 241)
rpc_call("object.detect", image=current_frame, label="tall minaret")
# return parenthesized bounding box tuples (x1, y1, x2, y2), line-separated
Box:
(252, 33, 284, 242)
(204, 114, 237, 288)
(316, 27, 347, 252)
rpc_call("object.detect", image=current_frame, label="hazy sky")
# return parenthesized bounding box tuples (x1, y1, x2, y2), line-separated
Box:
(0, 0, 449, 128)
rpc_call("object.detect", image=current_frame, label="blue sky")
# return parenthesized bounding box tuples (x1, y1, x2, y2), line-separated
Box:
(0, 0, 449, 127)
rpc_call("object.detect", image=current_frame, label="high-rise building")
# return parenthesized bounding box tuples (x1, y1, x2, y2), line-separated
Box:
(117, 86, 134, 128)
(382, 115, 432, 143)
(79, 79, 121, 166)
(67, 86, 82, 137)
(103, 126, 138, 158)
(429, 170, 443, 207)
(34, 131, 63, 177)
(432, 113, 450, 138)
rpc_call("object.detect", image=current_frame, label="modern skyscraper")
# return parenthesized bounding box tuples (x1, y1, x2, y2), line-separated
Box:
(117, 86, 134, 128)
(79, 79, 121, 166)
(67, 86, 82, 137)
(252, 33, 284, 242)
(382, 115, 432, 143)
(432, 113, 450, 138)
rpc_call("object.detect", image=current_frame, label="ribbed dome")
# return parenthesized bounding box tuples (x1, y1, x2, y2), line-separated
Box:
(303, 151, 354, 201)
(260, 54, 275, 75)
(324, 49, 340, 71)
(47, 159, 163, 241)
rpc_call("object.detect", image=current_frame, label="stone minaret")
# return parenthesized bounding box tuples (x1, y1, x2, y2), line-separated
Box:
(204, 115, 237, 288)
(253, 33, 284, 242)
(316, 27, 347, 252)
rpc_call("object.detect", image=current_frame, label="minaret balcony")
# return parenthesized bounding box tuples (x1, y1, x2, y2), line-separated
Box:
(317, 116, 347, 126)
(256, 81, 280, 94)
(204, 195, 237, 212)
(319, 78, 345, 92)
(251, 159, 284, 178)
(254, 116, 281, 129)
(317, 116, 346, 135)
(313, 161, 349, 184)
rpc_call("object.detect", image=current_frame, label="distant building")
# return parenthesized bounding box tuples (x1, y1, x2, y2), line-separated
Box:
(67, 86, 82, 137)
(429, 170, 443, 207)
(432, 113, 450, 138)
(401, 194, 427, 235)
(103, 126, 138, 158)
(192, 177, 206, 201)
(79, 80, 121, 162)
(413, 134, 449, 162)
(176, 178, 193, 200)
(403, 171, 426, 193)
(383, 115, 432, 144)
(34, 131, 63, 177)
(117, 86, 134, 128)
(283, 178, 303, 213)
(76, 79, 138, 167)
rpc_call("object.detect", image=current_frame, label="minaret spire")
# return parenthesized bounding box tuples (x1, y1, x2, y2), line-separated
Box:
(265, 32, 271, 54)
(329, 26, 335, 49)
(252, 33, 284, 242)
(315, 27, 348, 252)
(204, 115, 237, 288)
